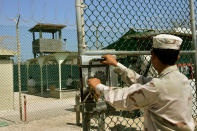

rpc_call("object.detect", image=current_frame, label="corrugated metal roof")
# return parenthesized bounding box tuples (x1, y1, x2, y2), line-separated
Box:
(27, 51, 78, 65)
(0, 49, 16, 56)
(29, 23, 66, 33)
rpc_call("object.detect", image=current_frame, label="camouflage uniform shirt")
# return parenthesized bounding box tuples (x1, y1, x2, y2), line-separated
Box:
(96, 63, 195, 131)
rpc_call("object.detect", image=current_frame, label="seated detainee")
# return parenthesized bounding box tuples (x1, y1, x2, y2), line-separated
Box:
(66, 75, 73, 89)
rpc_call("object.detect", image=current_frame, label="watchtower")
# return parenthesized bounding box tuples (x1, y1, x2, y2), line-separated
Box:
(29, 23, 66, 58)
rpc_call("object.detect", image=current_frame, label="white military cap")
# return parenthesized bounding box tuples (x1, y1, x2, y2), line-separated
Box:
(153, 34, 182, 50)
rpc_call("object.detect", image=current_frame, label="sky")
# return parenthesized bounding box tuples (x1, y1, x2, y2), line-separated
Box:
(0, 0, 78, 61)
(83, 0, 192, 50)
(0, 0, 76, 26)
(0, 0, 196, 62)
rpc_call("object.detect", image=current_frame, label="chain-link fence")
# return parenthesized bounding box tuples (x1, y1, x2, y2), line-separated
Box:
(76, 0, 197, 130)
(0, 0, 80, 126)
(1, 0, 197, 130)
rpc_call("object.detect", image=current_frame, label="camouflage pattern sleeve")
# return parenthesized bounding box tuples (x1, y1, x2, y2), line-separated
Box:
(96, 81, 159, 111)
(114, 63, 152, 85)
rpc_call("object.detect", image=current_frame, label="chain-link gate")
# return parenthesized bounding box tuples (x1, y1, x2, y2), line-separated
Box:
(76, 0, 197, 130)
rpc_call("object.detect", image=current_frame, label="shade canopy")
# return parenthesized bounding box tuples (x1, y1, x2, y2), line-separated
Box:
(29, 23, 66, 33)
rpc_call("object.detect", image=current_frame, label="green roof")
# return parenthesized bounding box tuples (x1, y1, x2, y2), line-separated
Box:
(105, 29, 193, 51)
(104, 29, 152, 51)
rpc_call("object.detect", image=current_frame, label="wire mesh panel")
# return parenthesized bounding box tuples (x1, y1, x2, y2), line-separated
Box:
(83, 0, 192, 51)
(0, 0, 79, 126)
(81, 0, 197, 130)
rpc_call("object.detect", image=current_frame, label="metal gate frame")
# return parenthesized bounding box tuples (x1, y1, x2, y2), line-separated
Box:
(75, 0, 197, 130)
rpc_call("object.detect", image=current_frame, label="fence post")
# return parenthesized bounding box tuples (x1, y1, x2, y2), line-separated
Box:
(75, 93, 80, 125)
(75, 0, 90, 130)
(76, 0, 85, 55)
(189, 0, 197, 104)
(16, 15, 23, 121)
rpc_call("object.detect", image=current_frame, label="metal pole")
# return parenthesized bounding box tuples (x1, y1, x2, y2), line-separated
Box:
(16, 15, 22, 121)
(96, 26, 99, 50)
(26, 62, 29, 91)
(81, 0, 86, 51)
(46, 64, 49, 90)
(40, 65, 43, 96)
(189, 0, 197, 58)
(82, 50, 195, 56)
(70, 61, 73, 79)
(76, 0, 85, 55)
(76, 0, 90, 130)
(189, 0, 197, 102)
(23, 95, 27, 122)
(75, 93, 80, 125)
(38, 58, 45, 96)
(58, 62, 62, 98)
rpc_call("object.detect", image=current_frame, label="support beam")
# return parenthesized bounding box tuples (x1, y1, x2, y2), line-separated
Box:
(26, 61, 30, 89)
(54, 53, 69, 98)
(52, 33, 54, 39)
(33, 32, 35, 40)
(58, 60, 63, 98)
(39, 31, 42, 39)
(59, 30, 61, 40)
(38, 57, 45, 96)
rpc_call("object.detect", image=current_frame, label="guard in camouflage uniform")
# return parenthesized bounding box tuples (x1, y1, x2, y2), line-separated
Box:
(88, 34, 195, 131)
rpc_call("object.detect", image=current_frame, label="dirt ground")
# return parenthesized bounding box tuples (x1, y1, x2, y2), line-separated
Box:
(0, 92, 196, 131)
(0, 91, 83, 131)
(0, 112, 82, 131)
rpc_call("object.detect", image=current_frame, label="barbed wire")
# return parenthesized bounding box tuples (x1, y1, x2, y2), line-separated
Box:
(1, 0, 75, 26)
(0, 0, 3, 16)
(17, 0, 20, 16)
(40, 1, 47, 22)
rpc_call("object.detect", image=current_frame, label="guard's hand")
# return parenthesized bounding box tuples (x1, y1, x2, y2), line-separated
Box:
(101, 54, 118, 66)
(88, 78, 101, 89)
